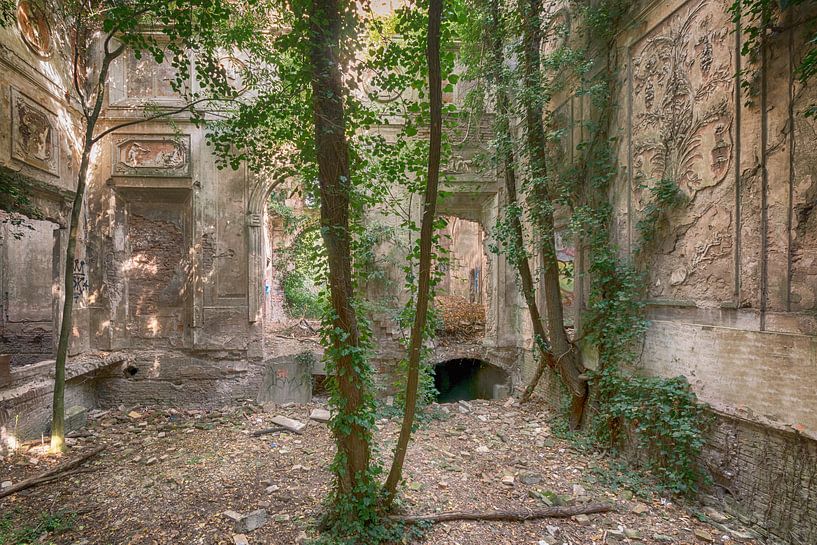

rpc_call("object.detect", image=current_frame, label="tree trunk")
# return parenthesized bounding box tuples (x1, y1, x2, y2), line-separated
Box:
(485, 0, 557, 404)
(50, 137, 93, 454)
(308, 0, 372, 498)
(383, 0, 443, 507)
(518, 0, 587, 428)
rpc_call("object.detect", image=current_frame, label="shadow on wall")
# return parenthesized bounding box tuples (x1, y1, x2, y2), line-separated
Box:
(434, 358, 509, 403)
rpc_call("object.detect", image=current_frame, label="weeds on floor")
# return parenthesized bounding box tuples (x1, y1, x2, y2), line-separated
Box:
(0, 510, 76, 545)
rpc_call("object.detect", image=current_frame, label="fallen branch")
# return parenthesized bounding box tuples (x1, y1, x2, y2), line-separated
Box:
(8, 467, 96, 491)
(390, 502, 614, 524)
(250, 426, 290, 437)
(0, 445, 105, 500)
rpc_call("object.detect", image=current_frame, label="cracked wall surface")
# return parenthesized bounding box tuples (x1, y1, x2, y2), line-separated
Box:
(604, 0, 817, 542)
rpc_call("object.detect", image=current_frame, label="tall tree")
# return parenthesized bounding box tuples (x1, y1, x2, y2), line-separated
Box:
(479, 0, 558, 402)
(27, 1, 244, 453)
(515, 0, 587, 427)
(308, 0, 376, 509)
(383, 0, 444, 507)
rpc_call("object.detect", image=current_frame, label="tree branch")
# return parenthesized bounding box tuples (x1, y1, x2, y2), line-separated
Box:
(0, 446, 105, 500)
(389, 502, 614, 524)
(91, 97, 227, 144)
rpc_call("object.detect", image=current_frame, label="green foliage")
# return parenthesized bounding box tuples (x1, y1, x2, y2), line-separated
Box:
(0, 172, 43, 239)
(309, 518, 428, 545)
(635, 177, 687, 250)
(0, 510, 76, 545)
(0, 0, 14, 27)
(280, 225, 326, 319)
(729, 0, 817, 115)
(592, 369, 713, 494)
(456, 0, 712, 495)
(585, 460, 661, 499)
(282, 271, 322, 319)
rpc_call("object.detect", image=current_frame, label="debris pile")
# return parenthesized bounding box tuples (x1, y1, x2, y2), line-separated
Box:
(0, 400, 762, 545)
(435, 295, 486, 340)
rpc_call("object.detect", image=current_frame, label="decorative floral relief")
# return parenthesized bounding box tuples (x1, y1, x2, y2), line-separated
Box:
(630, 0, 736, 300)
(10, 88, 59, 175)
(112, 135, 191, 177)
(631, 0, 734, 203)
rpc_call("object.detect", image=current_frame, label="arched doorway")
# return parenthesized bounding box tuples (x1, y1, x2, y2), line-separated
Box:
(433, 358, 510, 403)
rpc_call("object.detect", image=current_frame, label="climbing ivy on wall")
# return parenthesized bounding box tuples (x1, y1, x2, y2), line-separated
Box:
(458, 0, 714, 494)
(563, 1, 713, 495)
(729, 0, 817, 115)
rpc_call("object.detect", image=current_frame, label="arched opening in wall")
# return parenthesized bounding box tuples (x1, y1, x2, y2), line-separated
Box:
(435, 216, 488, 341)
(262, 186, 323, 327)
(279, 225, 325, 319)
(434, 358, 509, 403)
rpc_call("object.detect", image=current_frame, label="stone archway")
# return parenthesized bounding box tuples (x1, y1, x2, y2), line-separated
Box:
(246, 169, 291, 323)
(433, 358, 510, 403)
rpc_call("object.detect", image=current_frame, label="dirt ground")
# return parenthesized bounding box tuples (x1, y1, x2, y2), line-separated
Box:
(1, 399, 762, 545)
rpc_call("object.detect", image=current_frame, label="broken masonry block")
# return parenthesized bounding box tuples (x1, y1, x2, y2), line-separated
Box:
(270, 415, 307, 434)
(309, 408, 331, 423)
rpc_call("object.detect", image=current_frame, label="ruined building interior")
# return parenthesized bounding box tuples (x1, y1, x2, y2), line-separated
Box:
(0, 0, 816, 543)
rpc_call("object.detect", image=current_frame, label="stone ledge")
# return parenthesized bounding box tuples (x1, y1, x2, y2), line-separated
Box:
(0, 352, 128, 405)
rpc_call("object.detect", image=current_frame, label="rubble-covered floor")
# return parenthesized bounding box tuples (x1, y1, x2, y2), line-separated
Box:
(1, 400, 761, 545)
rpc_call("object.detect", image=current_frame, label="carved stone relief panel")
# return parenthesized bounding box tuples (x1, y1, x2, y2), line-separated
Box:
(10, 88, 59, 176)
(126, 50, 180, 98)
(629, 0, 736, 302)
(112, 135, 191, 177)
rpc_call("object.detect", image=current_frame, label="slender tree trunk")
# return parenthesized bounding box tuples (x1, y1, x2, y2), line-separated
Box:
(50, 134, 93, 454)
(309, 0, 371, 498)
(518, 0, 587, 428)
(383, 0, 443, 507)
(484, 0, 556, 401)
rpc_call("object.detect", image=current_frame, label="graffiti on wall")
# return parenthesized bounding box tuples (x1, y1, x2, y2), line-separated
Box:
(72, 259, 88, 302)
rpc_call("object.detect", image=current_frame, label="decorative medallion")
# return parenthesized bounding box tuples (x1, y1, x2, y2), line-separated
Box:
(16, 1, 52, 57)
(10, 87, 59, 175)
(218, 56, 248, 95)
(112, 135, 191, 177)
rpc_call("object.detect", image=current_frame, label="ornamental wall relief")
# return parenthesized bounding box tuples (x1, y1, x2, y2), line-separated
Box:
(631, 0, 733, 202)
(10, 88, 59, 175)
(16, 0, 52, 57)
(630, 0, 736, 301)
(112, 135, 191, 177)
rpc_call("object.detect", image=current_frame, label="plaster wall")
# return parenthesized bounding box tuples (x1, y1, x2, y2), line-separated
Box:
(590, 0, 817, 541)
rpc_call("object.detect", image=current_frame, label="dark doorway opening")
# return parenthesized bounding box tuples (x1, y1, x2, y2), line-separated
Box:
(433, 358, 509, 403)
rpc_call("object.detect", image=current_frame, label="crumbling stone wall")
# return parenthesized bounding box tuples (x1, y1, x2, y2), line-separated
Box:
(705, 415, 817, 545)
(0, 218, 58, 366)
(127, 213, 185, 317)
(594, 0, 817, 541)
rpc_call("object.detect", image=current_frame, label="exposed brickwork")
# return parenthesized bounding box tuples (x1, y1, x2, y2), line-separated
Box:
(704, 414, 817, 545)
(0, 321, 53, 367)
(128, 213, 185, 315)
